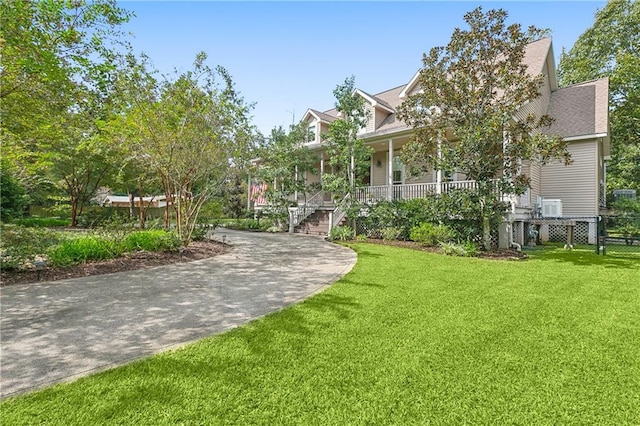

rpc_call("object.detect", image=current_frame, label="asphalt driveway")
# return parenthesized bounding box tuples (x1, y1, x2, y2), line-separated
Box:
(0, 229, 356, 398)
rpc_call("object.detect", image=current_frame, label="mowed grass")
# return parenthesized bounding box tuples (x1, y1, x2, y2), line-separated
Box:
(2, 244, 639, 424)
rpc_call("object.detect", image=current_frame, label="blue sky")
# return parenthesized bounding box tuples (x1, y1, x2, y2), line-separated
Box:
(120, 1, 606, 136)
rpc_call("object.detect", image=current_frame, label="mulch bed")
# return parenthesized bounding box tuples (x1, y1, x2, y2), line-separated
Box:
(0, 240, 229, 287)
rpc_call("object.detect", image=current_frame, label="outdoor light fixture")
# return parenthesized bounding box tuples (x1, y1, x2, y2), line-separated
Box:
(34, 258, 46, 281)
(222, 234, 227, 244)
(376, 160, 382, 168)
(178, 246, 185, 261)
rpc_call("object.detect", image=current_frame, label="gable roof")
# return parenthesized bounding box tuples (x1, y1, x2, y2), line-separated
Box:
(354, 89, 395, 113)
(301, 108, 337, 124)
(544, 77, 610, 152)
(399, 37, 554, 99)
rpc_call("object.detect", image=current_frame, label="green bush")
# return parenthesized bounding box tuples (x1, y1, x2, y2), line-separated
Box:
(328, 226, 353, 241)
(439, 242, 468, 257)
(355, 234, 368, 242)
(12, 217, 69, 227)
(122, 230, 181, 252)
(439, 240, 479, 257)
(381, 227, 402, 241)
(462, 240, 479, 256)
(358, 191, 505, 244)
(410, 222, 456, 246)
(0, 225, 65, 270)
(48, 235, 121, 266)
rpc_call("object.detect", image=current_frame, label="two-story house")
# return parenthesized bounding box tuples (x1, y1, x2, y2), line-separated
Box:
(260, 38, 609, 246)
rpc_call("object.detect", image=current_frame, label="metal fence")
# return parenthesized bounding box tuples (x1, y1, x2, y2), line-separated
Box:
(599, 215, 640, 257)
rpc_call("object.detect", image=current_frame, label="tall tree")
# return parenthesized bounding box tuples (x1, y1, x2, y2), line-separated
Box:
(321, 76, 372, 204)
(0, 0, 133, 212)
(127, 53, 255, 245)
(397, 7, 570, 250)
(558, 0, 640, 192)
(257, 123, 317, 225)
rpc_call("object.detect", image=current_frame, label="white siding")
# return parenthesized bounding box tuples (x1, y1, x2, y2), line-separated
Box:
(371, 151, 388, 186)
(540, 139, 598, 216)
(514, 60, 552, 127)
(375, 108, 388, 130)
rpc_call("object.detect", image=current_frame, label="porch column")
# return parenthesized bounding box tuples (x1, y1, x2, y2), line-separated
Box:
(247, 173, 251, 211)
(436, 133, 443, 194)
(294, 165, 298, 205)
(387, 139, 394, 201)
(320, 154, 324, 180)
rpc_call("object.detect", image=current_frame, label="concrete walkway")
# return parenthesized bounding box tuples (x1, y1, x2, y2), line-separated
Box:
(0, 229, 356, 398)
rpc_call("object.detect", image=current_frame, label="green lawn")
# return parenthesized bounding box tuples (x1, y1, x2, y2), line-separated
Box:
(2, 244, 639, 424)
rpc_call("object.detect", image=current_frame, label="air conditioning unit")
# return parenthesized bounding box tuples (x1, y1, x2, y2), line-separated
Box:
(541, 199, 563, 218)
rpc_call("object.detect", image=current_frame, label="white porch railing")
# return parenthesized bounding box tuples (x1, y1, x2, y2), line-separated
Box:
(355, 180, 480, 203)
(289, 190, 324, 228)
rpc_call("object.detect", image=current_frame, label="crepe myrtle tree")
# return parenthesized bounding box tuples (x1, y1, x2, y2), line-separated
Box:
(397, 7, 571, 250)
(321, 76, 372, 208)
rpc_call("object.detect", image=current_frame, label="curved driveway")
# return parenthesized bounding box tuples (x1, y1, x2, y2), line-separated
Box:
(0, 229, 356, 398)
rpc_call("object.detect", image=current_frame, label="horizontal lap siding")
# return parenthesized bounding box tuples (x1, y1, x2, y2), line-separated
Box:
(375, 108, 388, 129)
(540, 140, 597, 216)
(371, 151, 388, 186)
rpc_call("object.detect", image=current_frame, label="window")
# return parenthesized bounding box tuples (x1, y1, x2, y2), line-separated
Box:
(392, 155, 403, 184)
(307, 124, 315, 143)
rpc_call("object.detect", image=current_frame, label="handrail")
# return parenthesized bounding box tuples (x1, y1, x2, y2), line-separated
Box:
(290, 190, 323, 227)
(330, 193, 350, 231)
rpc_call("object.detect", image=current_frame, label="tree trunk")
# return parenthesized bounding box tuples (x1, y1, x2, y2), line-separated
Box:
(70, 197, 79, 227)
(137, 183, 145, 230)
(482, 215, 491, 251)
(128, 192, 135, 219)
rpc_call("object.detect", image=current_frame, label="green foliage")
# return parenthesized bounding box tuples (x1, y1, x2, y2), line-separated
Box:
(439, 240, 479, 257)
(410, 222, 456, 246)
(219, 218, 273, 232)
(0, 225, 66, 270)
(355, 234, 368, 242)
(49, 236, 121, 267)
(11, 217, 69, 228)
(0, 225, 182, 270)
(120, 53, 256, 245)
(0, 161, 27, 222)
(558, 0, 640, 192)
(77, 208, 134, 229)
(359, 191, 502, 243)
(122, 230, 181, 252)
(322, 76, 373, 203)
(256, 122, 318, 221)
(380, 227, 402, 241)
(328, 226, 354, 241)
(397, 7, 570, 250)
(462, 240, 480, 256)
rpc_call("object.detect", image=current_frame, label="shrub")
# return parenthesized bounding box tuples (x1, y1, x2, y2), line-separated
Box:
(439, 240, 479, 257)
(381, 227, 402, 241)
(0, 225, 65, 270)
(12, 217, 69, 228)
(410, 222, 456, 246)
(48, 236, 121, 266)
(439, 242, 468, 257)
(122, 230, 181, 252)
(329, 226, 353, 241)
(355, 234, 368, 242)
(462, 240, 479, 256)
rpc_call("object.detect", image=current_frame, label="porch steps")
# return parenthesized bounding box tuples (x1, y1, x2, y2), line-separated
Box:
(294, 207, 343, 236)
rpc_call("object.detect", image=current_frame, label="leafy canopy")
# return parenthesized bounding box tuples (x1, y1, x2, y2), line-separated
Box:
(321, 76, 372, 202)
(397, 7, 570, 249)
(558, 0, 640, 192)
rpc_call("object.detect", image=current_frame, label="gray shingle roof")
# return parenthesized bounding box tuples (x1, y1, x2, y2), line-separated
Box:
(544, 78, 609, 138)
